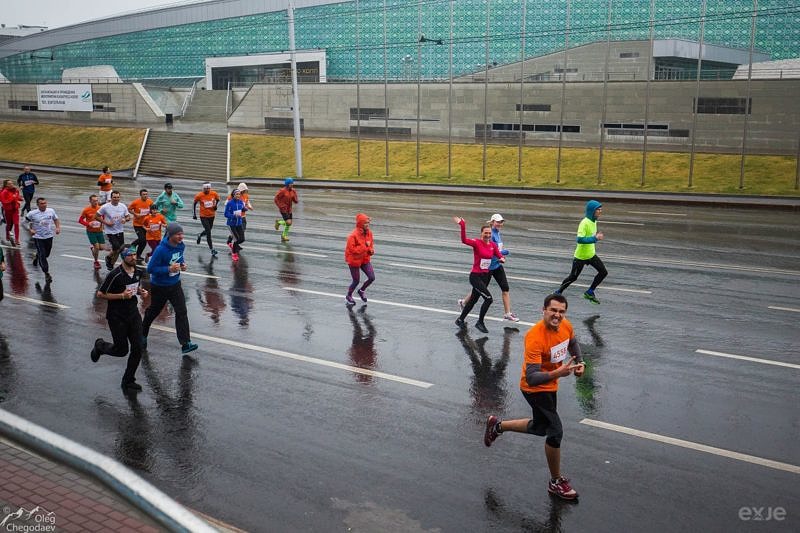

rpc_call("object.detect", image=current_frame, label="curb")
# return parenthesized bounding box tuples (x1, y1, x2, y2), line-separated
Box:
(2, 161, 797, 210)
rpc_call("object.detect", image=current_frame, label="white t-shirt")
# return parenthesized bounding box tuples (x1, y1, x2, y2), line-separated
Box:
(25, 208, 59, 239)
(97, 202, 129, 235)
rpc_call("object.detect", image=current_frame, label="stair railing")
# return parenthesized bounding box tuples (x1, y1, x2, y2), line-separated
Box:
(180, 79, 197, 117)
(133, 128, 150, 178)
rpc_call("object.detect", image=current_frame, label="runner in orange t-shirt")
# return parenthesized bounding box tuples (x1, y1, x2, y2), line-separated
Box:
(192, 183, 221, 255)
(78, 194, 105, 269)
(97, 166, 113, 204)
(482, 293, 585, 501)
(128, 188, 153, 263)
(141, 204, 167, 262)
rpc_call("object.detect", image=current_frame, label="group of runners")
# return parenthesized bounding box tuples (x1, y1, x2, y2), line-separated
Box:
(1, 164, 609, 501)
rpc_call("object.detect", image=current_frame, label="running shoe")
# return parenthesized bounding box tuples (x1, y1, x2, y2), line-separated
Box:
(231, 253, 239, 262)
(503, 312, 520, 322)
(121, 381, 143, 392)
(548, 477, 578, 500)
(91, 338, 103, 363)
(45, 273, 53, 284)
(484, 415, 500, 447)
(274, 219, 281, 231)
(196, 234, 202, 245)
(105, 256, 113, 270)
(93, 260, 101, 270)
(345, 294, 356, 305)
(357, 289, 368, 302)
(211, 248, 218, 256)
(455, 317, 466, 328)
(281, 236, 290, 243)
(181, 342, 199, 354)
(553, 289, 562, 295)
(458, 298, 465, 310)
(475, 321, 489, 333)
(32, 252, 38, 267)
(227, 242, 234, 252)
(583, 291, 600, 304)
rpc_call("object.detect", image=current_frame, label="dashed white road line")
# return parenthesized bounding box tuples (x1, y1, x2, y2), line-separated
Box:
(599, 220, 645, 226)
(768, 305, 800, 313)
(149, 325, 434, 388)
(385, 207, 433, 212)
(628, 211, 687, 217)
(528, 229, 576, 235)
(695, 349, 800, 370)
(60, 254, 221, 279)
(440, 200, 485, 205)
(387, 262, 653, 294)
(282, 286, 536, 326)
(4, 294, 70, 309)
(239, 244, 327, 258)
(580, 418, 800, 475)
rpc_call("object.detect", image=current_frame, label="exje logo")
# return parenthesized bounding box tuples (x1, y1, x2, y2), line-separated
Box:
(80, 91, 91, 101)
(739, 506, 787, 521)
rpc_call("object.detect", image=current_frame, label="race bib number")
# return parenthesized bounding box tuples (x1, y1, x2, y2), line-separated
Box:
(24, 180, 34, 186)
(479, 258, 491, 270)
(204, 200, 214, 208)
(125, 282, 139, 293)
(89, 220, 101, 228)
(149, 224, 161, 232)
(139, 208, 150, 216)
(549, 339, 570, 364)
(497, 241, 504, 251)
(233, 210, 242, 217)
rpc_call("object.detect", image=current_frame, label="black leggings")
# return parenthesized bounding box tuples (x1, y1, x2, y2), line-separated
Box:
(98, 312, 143, 384)
(558, 255, 608, 293)
(199, 217, 215, 249)
(142, 282, 190, 346)
(229, 225, 245, 253)
(22, 191, 34, 214)
(132, 226, 147, 258)
(459, 272, 493, 323)
(34, 237, 53, 274)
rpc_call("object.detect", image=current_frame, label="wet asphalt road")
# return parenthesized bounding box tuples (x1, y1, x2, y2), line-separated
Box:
(0, 174, 798, 532)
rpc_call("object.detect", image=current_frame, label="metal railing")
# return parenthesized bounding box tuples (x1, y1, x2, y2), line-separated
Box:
(180, 79, 197, 117)
(0, 408, 217, 533)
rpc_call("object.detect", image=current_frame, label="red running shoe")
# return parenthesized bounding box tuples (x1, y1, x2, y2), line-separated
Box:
(93, 260, 101, 270)
(548, 476, 578, 500)
(484, 415, 500, 447)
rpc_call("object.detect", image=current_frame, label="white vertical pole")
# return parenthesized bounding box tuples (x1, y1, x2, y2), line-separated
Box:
(288, 0, 303, 178)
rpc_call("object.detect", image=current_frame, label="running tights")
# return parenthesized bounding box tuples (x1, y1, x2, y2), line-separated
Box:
(229, 225, 245, 253)
(459, 272, 493, 323)
(2, 209, 19, 242)
(34, 237, 53, 274)
(199, 217, 215, 249)
(558, 255, 608, 293)
(348, 263, 375, 294)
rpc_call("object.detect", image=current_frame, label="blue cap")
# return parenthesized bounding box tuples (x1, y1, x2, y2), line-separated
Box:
(284, 177, 294, 186)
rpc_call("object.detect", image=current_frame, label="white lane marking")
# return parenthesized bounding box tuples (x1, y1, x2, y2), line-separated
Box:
(239, 244, 327, 258)
(695, 349, 800, 370)
(60, 254, 221, 279)
(149, 325, 434, 388)
(528, 229, 576, 235)
(385, 207, 433, 212)
(440, 201, 485, 205)
(4, 294, 70, 309)
(283, 287, 536, 326)
(387, 263, 652, 294)
(768, 305, 800, 313)
(599, 220, 645, 226)
(629, 211, 687, 217)
(580, 418, 800, 475)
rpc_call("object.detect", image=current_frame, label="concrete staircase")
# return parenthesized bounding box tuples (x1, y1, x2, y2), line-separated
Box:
(136, 131, 228, 181)
(181, 89, 228, 122)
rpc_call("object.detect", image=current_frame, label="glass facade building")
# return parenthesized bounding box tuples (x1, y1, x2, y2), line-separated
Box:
(0, 0, 798, 83)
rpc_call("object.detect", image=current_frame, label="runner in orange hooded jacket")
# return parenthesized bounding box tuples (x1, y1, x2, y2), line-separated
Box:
(344, 213, 375, 305)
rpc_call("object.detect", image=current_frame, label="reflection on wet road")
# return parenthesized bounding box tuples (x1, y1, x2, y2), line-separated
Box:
(0, 174, 798, 531)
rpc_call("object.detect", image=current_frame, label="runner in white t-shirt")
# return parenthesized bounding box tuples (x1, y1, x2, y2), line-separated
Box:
(25, 197, 60, 284)
(96, 190, 131, 270)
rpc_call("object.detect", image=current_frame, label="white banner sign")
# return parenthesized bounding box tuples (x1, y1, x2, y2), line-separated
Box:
(37, 84, 93, 112)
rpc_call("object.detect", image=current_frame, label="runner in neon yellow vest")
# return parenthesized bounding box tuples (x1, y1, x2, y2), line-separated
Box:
(554, 200, 608, 304)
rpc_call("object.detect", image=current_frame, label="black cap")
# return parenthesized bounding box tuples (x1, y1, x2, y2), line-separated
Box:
(164, 182, 173, 189)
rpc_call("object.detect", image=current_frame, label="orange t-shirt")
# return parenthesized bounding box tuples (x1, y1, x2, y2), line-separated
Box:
(128, 198, 154, 227)
(519, 318, 574, 393)
(79, 205, 103, 233)
(98, 173, 113, 192)
(143, 213, 167, 241)
(194, 190, 220, 218)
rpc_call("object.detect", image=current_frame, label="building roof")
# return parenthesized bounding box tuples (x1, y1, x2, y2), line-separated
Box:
(733, 58, 800, 79)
